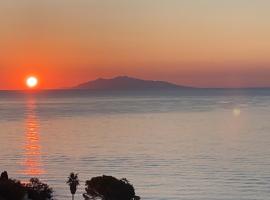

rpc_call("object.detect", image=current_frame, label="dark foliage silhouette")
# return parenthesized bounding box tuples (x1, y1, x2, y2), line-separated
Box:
(0, 171, 26, 200)
(0, 172, 8, 180)
(67, 172, 80, 200)
(0, 171, 141, 200)
(25, 178, 53, 200)
(83, 175, 140, 200)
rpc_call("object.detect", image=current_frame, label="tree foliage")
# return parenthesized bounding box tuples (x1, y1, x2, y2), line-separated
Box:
(67, 172, 80, 194)
(84, 175, 140, 200)
(0, 173, 26, 200)
(25, 178, 53, 200)
(0, 171, 54, 200)
(67, 172, 80, 200)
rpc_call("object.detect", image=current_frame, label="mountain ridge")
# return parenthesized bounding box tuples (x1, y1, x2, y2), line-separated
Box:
(74, 76, 192, 90)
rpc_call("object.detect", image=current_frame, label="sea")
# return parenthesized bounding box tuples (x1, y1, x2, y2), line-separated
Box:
(0, 89, 270, 200)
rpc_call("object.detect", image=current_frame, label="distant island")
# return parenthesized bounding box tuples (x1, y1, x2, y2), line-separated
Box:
(74, 76, 192, 90)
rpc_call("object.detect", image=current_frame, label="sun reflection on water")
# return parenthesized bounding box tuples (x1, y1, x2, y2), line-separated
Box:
(20, 98, 45, 176)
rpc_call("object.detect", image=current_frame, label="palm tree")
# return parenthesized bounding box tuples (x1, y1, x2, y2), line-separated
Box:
(66, 172, 80, 200)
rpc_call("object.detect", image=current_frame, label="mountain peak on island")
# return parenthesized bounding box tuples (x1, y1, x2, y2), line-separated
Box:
(74, 76, 191, 90)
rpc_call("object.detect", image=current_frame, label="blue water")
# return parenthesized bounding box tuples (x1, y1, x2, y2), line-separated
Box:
(0, 89, 270, 199)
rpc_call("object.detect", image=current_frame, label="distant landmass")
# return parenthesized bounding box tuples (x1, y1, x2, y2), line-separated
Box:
(74, 76, 192, 90)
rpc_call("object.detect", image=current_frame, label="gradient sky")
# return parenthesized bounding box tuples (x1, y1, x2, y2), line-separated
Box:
(1, 0, 270, 89)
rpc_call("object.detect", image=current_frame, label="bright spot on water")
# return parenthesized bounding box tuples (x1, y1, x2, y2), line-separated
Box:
(233, 108, 241, 116)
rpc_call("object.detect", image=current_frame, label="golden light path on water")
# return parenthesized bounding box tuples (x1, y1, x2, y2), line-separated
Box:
(20, 98, 45, 176)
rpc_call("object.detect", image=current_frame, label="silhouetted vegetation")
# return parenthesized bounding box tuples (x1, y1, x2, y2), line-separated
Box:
(0, 171, 53, 200)
(25, 178, 53, 200)
(0, 171, 25, 200)
(0, 172, 140, 200)
(83, 175, 140, 200)
(0, 172, 8, 180)
(67, 172, 80, 200)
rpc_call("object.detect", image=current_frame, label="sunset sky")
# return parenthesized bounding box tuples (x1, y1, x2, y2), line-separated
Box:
(1, 0, 270, 89)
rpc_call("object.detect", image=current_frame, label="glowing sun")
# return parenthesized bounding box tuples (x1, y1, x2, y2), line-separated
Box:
(26, 76, 38, 88)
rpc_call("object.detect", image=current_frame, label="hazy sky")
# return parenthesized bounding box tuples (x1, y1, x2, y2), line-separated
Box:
(1, 0, 270, 89)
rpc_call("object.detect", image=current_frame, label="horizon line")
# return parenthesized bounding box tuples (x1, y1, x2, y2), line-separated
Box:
(2, 86, 270, 92)
(2, 75, 270, 91)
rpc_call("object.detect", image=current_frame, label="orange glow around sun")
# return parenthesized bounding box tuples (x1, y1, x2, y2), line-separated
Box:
(26, 76, 38, 88)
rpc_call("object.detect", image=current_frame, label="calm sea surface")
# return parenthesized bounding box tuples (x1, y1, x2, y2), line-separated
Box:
(0, 89, 270, 200)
